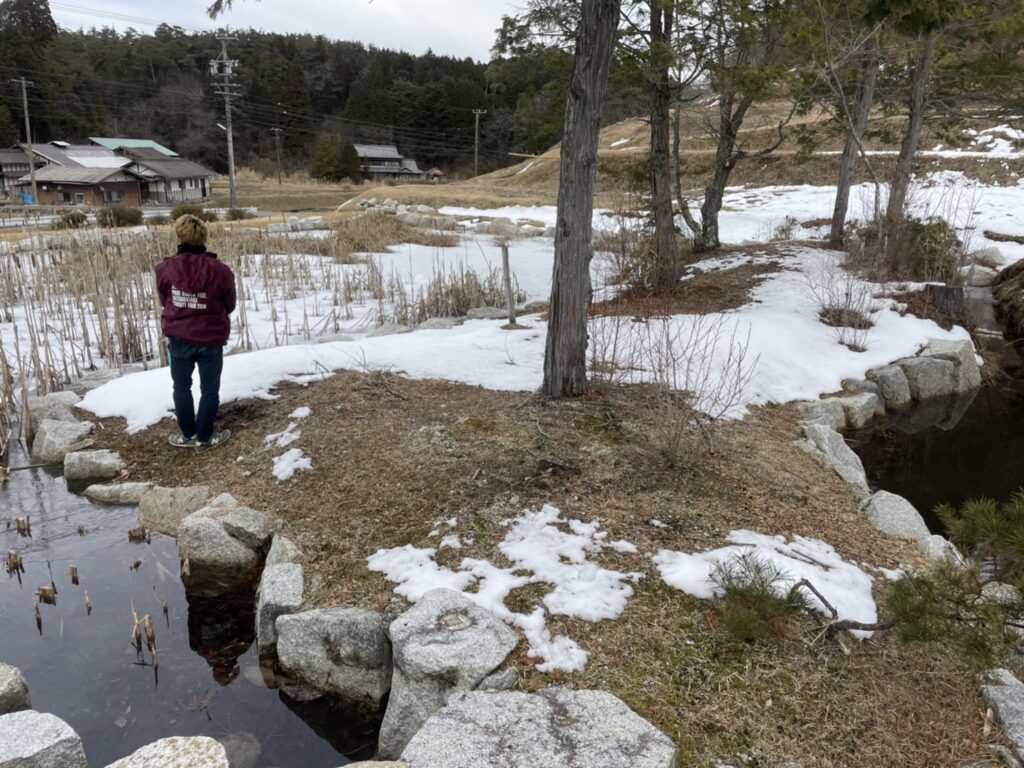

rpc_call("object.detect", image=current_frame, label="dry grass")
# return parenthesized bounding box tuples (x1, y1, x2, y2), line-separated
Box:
(209, 168, 362, 212)
(89, 371, 1007, 767)
(592, 260, 786, 317)
(0, 216, 463, 405)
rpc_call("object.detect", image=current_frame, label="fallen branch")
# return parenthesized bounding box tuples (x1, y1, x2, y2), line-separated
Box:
(791, 578, 897, 637)
(984, 229, 1024, 245)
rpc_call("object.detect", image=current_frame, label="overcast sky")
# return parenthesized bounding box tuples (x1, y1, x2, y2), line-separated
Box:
(50, 1, 517, 62)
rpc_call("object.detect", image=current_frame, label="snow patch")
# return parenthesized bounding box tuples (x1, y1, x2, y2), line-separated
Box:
(653, 530, 878, 638)
(367, 504, 641, 672)
(272, 448, 313, 481)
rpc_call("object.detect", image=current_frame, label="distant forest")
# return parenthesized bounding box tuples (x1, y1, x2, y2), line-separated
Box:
(0, 0, 648, 176)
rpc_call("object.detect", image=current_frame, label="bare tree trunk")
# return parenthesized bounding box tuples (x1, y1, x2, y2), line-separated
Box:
(675, 101, 703, 240)
(830, 36, 880, 246)
(650, 2, 678, 291)
(697, 93, 752, 252)
(886, 33, 936, 224)
(542, 0, 621, 399)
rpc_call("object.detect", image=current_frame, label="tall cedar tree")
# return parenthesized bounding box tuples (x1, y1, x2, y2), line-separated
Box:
(543, 0, 622, 398)
(311, 135, 341, 181)
(276, 53, 314, 157)
(0, 0, 57, 71)
(339, 142, 361, 182)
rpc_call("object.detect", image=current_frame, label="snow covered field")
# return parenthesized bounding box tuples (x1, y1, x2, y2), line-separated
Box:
(79, 243, 967, 432)
(1, 168, 1014, 430)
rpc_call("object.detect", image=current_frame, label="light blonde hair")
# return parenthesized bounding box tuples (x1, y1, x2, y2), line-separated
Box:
(174, 214, 208, 247)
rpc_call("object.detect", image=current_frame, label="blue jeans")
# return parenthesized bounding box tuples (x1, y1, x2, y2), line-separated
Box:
(168, 338, 223, 442)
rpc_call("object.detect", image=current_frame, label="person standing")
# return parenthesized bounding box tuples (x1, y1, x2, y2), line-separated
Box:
(156, 214, 236, 450)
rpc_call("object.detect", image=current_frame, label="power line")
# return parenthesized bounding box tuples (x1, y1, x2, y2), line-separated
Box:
(0, 62, 500, 159)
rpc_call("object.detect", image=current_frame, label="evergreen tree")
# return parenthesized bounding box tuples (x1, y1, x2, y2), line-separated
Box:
(0, 0, 56, 79)
(0, 105, 18, 146)
(338, 142, 361, 182)
(311, 135, 340, 180)
(275, 53, 313, 157)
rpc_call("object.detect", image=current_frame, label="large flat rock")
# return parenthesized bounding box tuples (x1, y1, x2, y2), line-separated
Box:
(84, 483, 152, 506)
(103, 736, 229, 767)
(31, 419, 93, 463)
(178, 498, 261, 596)
(139, 486, 210, 536)
(896, 357, 957, 401)
(277, 608, 392, 707)
(256, 563, 304, 655)
(400, 689, 679, 768)
(0, 710, 88, 768)
(378, 589, 520, 759)
(860, 491, 929, 541)
(923, 338, 983, 394)
(866, 365, 912, 410)
(265, 535, 304, 567)
(838, 392, 882, 429)
(27, 392, 81, 423)
(64, 449, 124, 483)
(801, 424, 870, 499)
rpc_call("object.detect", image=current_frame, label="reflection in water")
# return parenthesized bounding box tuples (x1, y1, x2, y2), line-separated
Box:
(0, 438, 376, 767)
(187, 588, 256, 687)
(854, 385, 1024, 532)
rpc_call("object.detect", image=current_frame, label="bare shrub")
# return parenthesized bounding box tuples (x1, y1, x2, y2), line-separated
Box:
(849, 175, 979, 284)
(641, 309, 757, 463)
(96, 205, 143, 228)
(804, 254, 875, 352)
(588, 297, 757, 465)
(593, 200, 692, 293)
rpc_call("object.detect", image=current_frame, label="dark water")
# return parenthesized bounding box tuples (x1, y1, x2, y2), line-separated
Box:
(853, 384, 1024, 532)
(0, 442, 376, 767)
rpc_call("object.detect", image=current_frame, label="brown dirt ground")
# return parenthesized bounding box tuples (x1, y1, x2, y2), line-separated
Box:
(91, 369, 1008, 767)
(593, 259, 788, 316)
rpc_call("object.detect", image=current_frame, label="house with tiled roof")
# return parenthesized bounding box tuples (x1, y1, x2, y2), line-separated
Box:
(353, 144, 425, 181)
(92, 139, 218, 203)
(15, 138, 217, 205)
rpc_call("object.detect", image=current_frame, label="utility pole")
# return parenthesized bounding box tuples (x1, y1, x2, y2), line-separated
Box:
(271, 127, 283, 185)
(210, 36, 240, 208)
(10, 77, 37, 205)
(472, 109, 487, 177)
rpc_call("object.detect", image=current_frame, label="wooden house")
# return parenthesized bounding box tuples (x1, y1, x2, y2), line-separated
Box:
(354, 144, 425, 181)
(19, 166, 144, 206)
(0, 148, 38, 199)
(91, 139, 218, 203)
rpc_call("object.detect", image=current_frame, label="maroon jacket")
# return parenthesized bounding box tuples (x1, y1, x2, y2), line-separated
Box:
(156, 244, 237, 347)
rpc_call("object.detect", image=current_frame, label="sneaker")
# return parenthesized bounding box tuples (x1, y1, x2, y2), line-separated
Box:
(196, 429, 231, 452)
(169, 433, 197, 448)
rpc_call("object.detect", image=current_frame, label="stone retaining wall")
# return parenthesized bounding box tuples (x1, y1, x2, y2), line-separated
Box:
(794, 337, 982, 560)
